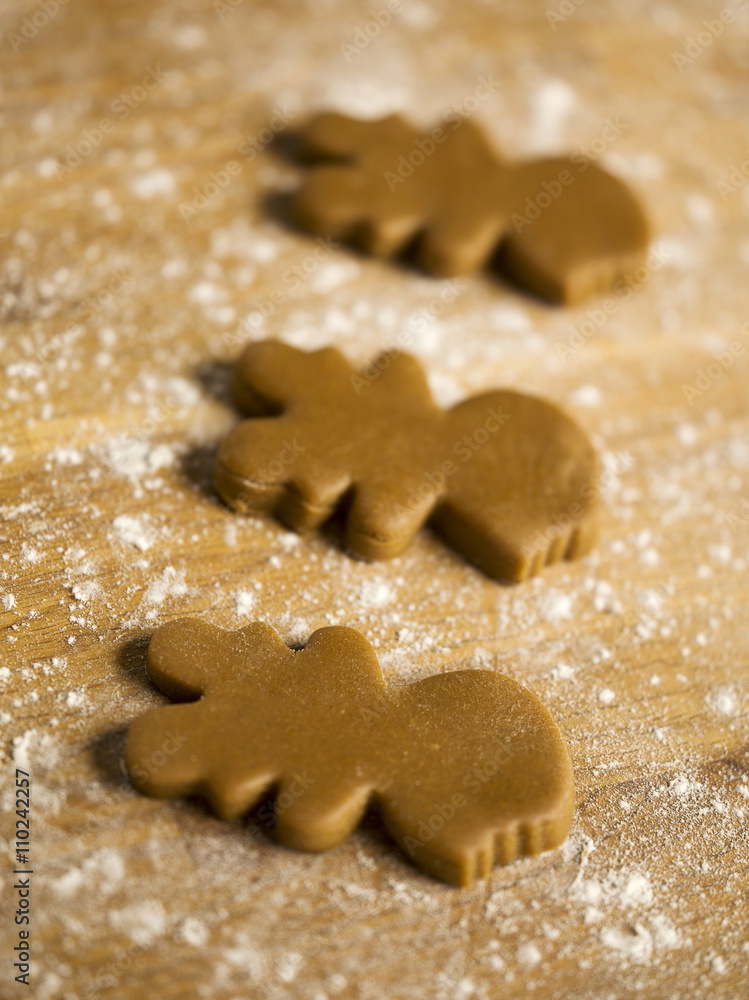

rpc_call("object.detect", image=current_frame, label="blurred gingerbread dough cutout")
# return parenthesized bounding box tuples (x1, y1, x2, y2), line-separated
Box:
(290, 111, 650, 304)
(213, 340, 600, 581)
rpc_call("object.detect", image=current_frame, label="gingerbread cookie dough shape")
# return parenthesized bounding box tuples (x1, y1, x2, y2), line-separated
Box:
(213, 340, 599, 581)
(126, 619, 575, 886)
(291, 112, 650, 304)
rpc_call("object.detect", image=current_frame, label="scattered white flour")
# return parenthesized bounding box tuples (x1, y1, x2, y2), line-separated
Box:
(310, 260, 359, 294)
(569, 384, 603, 407)
(668, 774, 702, 798)
(109, 900, 168, 945)
(142, 567, 188, 607)
(600, 913, 679, 964)
(172, 24, 206, 49)
(488, 303, 531, 332)
(711, 955, 727, 975)
(188, 281, 221, 305)
(550, 662, 575, 680)
(571, 868, 654, 911)
(2, 593, 16, 611)
(49, 446, 83, 465)
(21, 543, 41, 565)
(276, 952, 303, 984)
(708, 543, 731, 564)
(600, 924, 653, 963)
(0, 502, 39, 520)
(516, 942, 542, 968)
(676, 424, 698, 447)
(50, 867, 85, 898)
(525, 78, 578, 153)
(175, 917, 210, 947)
(52, 850, 125, 898)
(358, 578, 393, 608)
(102, 438, 176, 481)
(131, 168, 176, 200)
(70, 581, 101, 603)
(10, 729, 60, 772)
(617, 873, 654, 908)
(706, 686, 738, 716)
(112, 514, 155, 552)
(278, 532, 300, 551)
(639, 547, 660, 567)
(541, 592, 573, 622)
(233, 589, 256, 616)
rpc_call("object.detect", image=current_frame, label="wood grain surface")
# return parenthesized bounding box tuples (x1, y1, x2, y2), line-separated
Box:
(1, 1, 748, 998)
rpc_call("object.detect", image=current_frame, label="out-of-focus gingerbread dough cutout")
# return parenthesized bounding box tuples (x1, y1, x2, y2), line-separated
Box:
(213, 340, 599, 581)
(291, 112, 650, 304)
(125, 619, 575, 886)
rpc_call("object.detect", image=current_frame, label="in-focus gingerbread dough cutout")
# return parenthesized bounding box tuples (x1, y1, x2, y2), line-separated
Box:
(291, 112, 650, 304)
(126, 619, 575, 886)
(213, 340, 599, 581)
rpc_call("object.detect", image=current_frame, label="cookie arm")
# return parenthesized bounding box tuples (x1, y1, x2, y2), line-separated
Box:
(147, 619, 292, 699)
(299, 111, 413, 161)
(232, 340, 352, 416)
(126, 703, 207, 798)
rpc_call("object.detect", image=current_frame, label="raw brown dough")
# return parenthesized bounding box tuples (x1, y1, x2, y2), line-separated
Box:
(213, 340, 599, 581)
(125, 619, 575, 886)
(292, 112, 650, 304)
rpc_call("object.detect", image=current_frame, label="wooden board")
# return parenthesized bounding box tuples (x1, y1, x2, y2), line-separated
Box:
(1, 1, 748, 998)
